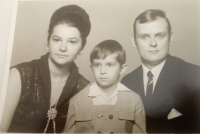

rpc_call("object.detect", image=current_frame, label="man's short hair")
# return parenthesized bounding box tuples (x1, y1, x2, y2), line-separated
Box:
(133, 9, 172, 39)
(90, 40, 126, 65)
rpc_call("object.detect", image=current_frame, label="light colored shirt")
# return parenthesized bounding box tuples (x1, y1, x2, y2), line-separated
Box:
(88, 82, 130, 105)
(142, 60, 166, 96)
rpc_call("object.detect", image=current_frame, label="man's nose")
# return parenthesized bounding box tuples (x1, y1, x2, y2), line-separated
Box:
(150, 37, 157, 47)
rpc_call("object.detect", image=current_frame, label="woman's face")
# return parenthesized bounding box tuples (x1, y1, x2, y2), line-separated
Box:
(48, 23, 82, 66)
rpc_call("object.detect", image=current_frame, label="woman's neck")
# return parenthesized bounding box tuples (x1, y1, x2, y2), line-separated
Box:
(48, 57, 72, 80)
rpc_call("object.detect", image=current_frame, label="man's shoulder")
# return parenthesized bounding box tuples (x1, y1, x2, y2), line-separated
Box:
(167, 55, 200, 70)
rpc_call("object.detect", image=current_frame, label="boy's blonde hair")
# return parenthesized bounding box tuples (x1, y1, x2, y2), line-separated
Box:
(90, 40, 126, 65)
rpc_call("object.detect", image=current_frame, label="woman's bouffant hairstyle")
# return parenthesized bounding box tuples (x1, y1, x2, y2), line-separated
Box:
(90, 40, 126, 66)
(47, 5, 91, 48)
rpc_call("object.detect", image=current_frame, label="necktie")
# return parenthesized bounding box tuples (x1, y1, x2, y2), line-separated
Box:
(146, 71, 153, 99)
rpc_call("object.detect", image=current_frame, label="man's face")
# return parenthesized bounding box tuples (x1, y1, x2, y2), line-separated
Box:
(133, 17, 173, 68)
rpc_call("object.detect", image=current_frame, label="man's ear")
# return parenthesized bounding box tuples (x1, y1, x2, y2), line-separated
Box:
(169, 32, 174, 46)
(120, 64, 128, 75)
(131, 35, 137, 48)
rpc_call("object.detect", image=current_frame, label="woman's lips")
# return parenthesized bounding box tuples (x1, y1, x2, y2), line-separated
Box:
(56, 54, 68, 58)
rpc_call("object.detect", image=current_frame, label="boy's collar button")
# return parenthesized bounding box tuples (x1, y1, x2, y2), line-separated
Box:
(97, 114, 102, 118)
(109, 114, 113, 119)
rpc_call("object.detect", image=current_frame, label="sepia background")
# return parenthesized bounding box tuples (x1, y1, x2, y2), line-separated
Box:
(0, 0, 200, 122)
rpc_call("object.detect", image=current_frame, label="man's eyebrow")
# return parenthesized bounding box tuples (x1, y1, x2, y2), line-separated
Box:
(138, 33, 149, 35)
(155, 32, 166, 35)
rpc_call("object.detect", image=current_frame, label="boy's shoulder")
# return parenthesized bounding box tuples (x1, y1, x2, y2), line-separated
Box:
(118, 83, 141, 101)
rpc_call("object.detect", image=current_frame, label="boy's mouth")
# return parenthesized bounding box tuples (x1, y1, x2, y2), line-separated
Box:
(100, 78, 108, 80)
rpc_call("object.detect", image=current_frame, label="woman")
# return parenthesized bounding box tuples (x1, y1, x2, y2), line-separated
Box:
(1, 4, 91, 133)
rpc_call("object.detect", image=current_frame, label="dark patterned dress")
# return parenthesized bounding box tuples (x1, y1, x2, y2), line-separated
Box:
(8, 53, 90, 133)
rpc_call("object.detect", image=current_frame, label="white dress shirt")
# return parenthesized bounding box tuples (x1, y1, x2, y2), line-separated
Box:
(88, 82, 130, 105)
(142, 60, 166, 96)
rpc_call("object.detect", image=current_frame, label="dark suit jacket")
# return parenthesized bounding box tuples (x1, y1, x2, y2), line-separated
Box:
(121, 54, 200, 133)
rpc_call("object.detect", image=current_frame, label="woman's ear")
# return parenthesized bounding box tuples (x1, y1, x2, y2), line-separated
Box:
(46, 46, 50, 52)
(120, 64, 128, 75)
(79, 50, 83, 56)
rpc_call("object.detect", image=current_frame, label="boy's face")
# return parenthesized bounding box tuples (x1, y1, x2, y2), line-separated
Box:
(91, 53, 125, 89)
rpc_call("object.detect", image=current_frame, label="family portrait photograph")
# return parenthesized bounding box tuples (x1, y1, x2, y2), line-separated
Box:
(0, 0, 200, 133)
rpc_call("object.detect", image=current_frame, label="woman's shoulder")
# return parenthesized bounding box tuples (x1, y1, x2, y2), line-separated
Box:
(11, 54, 49, 81)
(77, 73, 90, 85)
(12, 53, 48, 70)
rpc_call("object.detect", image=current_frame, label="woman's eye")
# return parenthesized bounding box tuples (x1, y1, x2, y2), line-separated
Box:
(53, 39, 60, 42)
(69, 41, 77, 44)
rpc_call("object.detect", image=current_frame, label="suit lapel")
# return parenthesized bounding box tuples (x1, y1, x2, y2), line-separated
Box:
(151, 55, 180, 118)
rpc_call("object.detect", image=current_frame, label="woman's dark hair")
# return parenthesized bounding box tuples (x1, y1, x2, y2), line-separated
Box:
(47, 5, 91, 48)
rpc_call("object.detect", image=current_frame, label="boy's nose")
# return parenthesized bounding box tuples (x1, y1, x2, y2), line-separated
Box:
(100, 66, 107, 74)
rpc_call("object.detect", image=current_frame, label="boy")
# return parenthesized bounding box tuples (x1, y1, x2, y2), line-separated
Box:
(63, 40, 146, 133)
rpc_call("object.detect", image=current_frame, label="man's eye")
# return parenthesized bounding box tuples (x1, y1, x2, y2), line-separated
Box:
(156, 34, 164, 39)
(141, 35, 149, 40)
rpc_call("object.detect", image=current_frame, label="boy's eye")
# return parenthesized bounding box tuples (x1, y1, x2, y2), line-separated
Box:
(107, 64, 113, 67)
(93, 64, 100, 68)
(141, 35, 149, 40)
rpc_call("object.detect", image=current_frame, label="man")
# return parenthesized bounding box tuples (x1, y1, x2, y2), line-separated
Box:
(121, 9, 200, 133)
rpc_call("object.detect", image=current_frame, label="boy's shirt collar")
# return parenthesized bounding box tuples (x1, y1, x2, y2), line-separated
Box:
(88, 82, 130, 102)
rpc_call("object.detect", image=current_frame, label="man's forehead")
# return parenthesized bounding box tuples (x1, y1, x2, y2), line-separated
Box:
(135, 18, 168, 34)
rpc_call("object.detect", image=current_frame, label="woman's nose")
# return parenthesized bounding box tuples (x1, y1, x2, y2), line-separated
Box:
(59, 42, 67, 51)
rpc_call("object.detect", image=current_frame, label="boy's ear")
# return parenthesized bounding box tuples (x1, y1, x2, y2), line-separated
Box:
(120, 64, 128, 75)
(131, 35, 137, 48)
